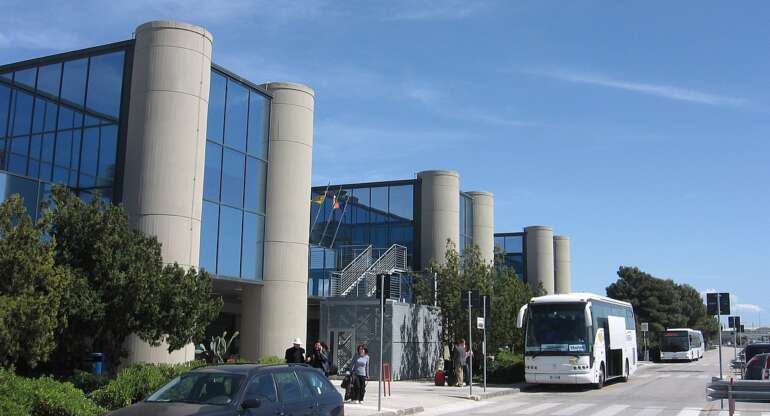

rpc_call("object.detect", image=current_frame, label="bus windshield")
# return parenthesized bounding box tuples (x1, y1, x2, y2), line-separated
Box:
(661, 331, 690, 352)
(525, 303, 589, 354)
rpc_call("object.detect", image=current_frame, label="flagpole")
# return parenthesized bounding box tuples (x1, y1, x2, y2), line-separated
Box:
(320, 186, 342, 247)
(329, 195, 350, 249)
(309, 182, 330, 241)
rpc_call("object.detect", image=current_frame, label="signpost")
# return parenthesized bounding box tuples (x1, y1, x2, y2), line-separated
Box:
(481, 295, 489, 393)
(729, 316, 741, 363)
(461, 290, 489, 397)
(376, 272, 392, 413)
(641, 322, 649, 361)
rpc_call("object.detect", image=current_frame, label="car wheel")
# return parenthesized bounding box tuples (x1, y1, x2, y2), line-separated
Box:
(594, 364, 605, 389)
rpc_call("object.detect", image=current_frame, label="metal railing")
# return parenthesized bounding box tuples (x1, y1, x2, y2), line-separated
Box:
(707, 377, 770, 402)
(332, 244, 408, 297)
(331, 245, 372, 297)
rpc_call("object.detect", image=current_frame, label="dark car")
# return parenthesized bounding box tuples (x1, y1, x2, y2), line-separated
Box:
(107, 364, 344, 416)
(744, 343, 770, 363)
(743, 353, 770, 381)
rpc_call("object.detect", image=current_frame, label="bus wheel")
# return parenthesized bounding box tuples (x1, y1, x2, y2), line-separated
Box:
(594, 364, 605, 389)
(621, 359, 629, 382)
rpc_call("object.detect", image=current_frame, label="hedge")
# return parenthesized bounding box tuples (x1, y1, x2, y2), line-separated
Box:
(0, 368, 106, 416)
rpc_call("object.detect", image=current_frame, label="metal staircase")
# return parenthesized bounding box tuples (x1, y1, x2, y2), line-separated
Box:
(331, 244, 408, 297)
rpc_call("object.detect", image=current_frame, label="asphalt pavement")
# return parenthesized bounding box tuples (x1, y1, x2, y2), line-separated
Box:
(421, 347, 770, 416)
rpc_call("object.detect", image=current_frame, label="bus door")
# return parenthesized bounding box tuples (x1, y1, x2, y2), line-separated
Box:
(606, 316, 627, 377)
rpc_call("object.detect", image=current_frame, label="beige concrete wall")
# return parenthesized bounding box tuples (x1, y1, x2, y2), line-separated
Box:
(240, 82, 315, 360)
(121, 20, 213, 365)
(525, 226, 555, 295)
(554, 235, 572, 294)
(418, 170, 460, 268)
(466, 191, 494, 265)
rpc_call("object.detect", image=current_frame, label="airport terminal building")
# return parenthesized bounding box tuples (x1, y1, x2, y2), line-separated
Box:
(0, 20, 571, 367)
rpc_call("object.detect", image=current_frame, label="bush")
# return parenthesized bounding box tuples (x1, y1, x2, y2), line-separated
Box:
(0, 368, 105, 416)
(69, 370, 109, 394)
(91, 361, 204, 410)
(486, 347, 524, 384)
(256, 356, 284, 365)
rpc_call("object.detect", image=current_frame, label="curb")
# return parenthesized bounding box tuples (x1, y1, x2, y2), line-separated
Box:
(469, 386, 522, 401)
(365, 405, 425, 416)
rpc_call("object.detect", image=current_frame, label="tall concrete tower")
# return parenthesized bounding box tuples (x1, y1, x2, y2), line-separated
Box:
(418, 170, 460, 268)
(554, 235, 572, 294)
(466, 191, 494, 265)
(240, 82, 315, 360)
(122, 20, 213, 364)
(525, 226, 555, 295)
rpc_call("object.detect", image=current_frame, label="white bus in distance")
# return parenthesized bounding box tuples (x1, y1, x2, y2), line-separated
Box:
(660, 328, 704, 361)
(517, 293, 638, 388)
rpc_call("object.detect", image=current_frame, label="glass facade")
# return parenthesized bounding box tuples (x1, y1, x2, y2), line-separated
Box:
(494, 232, 526, 281)
(308, 181, 416, 295)
(199, 68, 270, 281)
(0, 45, 128, 215)
(308, 245, 335, 297)
(459, 192, 474, 255)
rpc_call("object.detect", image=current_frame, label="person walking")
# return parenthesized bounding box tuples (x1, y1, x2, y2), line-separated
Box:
(285, 338, 306, 364)
(349, 345, 369, 403)
(307, 340, 329, 375)
(452, 339, 467, 387)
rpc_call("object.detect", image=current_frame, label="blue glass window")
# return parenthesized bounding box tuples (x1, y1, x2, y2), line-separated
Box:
(0, 171, 40, 217)
(244, 157, 266, 213)
(86, 52, 125, 117)
(43, 101, 57, 131)
(221, 148, 244, 207)
(13, 68, 37, 89)
(203, 142, 222, 201)
(36, 63, 61, 98)
(248, 92, 269, 159)
(389, 185, 413, 221)
(200, 201, 219, 273)
(0, 85, 10, 136)
(207, 71, 226, 143)
(371, 186, 388, 223)
(241, 212, 264, 280)
(217, 206, 243, 278)
(98, 125, 117, 183)
(12, 91, 33, 136)
(79, 127, 99, 187)
(224, 80, 248, 151)
(60, 58, 88, 106)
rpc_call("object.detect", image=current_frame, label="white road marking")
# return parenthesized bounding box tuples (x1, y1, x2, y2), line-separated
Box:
(636, 373, 653, 378)
(552, 403, 596, 415)
(514, 402, 562, 414)
(657, 373, 671, 378)
(674, 408, 701, 416)
(676, 373, 692, 378)
(476, 401, 530, 414)
(589, 404, 629, 416)
(633, 408, 664, 416)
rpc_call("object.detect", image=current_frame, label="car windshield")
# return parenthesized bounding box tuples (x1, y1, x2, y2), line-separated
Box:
(661, 332, 690, 352)
(525, 303, 589, 354)
(146, 373, 245, 405)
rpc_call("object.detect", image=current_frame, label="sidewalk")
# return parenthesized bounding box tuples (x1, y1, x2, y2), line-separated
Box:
(337, 380, 523, 416)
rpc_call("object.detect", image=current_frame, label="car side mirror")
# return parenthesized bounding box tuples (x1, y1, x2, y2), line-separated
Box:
(241, 398, 261, 409)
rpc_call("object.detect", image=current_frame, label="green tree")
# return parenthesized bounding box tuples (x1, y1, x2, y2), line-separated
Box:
(606, 266, 718, 347)
(44, 186, 222, 373)
(413, 241, 536, 354)
(0, 195, 72, 368)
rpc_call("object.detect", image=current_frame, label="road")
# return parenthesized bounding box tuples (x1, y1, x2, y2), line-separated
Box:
(423, 347, 769, 416)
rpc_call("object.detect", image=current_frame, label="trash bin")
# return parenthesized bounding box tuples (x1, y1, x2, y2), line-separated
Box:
(90, 353, 104, 376)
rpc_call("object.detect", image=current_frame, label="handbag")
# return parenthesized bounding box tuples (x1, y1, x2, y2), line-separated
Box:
(341, 374, 350, 389)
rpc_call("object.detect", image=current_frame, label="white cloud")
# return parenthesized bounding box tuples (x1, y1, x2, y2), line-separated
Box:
(528, 68, 748, 108)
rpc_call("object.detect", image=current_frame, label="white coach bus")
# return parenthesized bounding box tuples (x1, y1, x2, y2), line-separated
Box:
(660, 328, 704, 361)
(517, 293, 638, 388)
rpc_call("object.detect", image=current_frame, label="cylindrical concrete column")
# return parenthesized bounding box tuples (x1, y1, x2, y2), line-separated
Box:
(121, 20, 213, 364)
(554, 235, 572, 294)
(418, 170, 460, 268)
(524, 226, 555, 295)
(240, 82, 315, 360)
(466, 191, 494, 265)
(123, 21, 213, 268)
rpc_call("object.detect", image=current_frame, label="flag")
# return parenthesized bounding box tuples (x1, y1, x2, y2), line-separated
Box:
(311, 193, 326, 204)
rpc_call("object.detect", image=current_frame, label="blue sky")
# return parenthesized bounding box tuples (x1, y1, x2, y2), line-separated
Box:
(2, 0, 768, 327)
